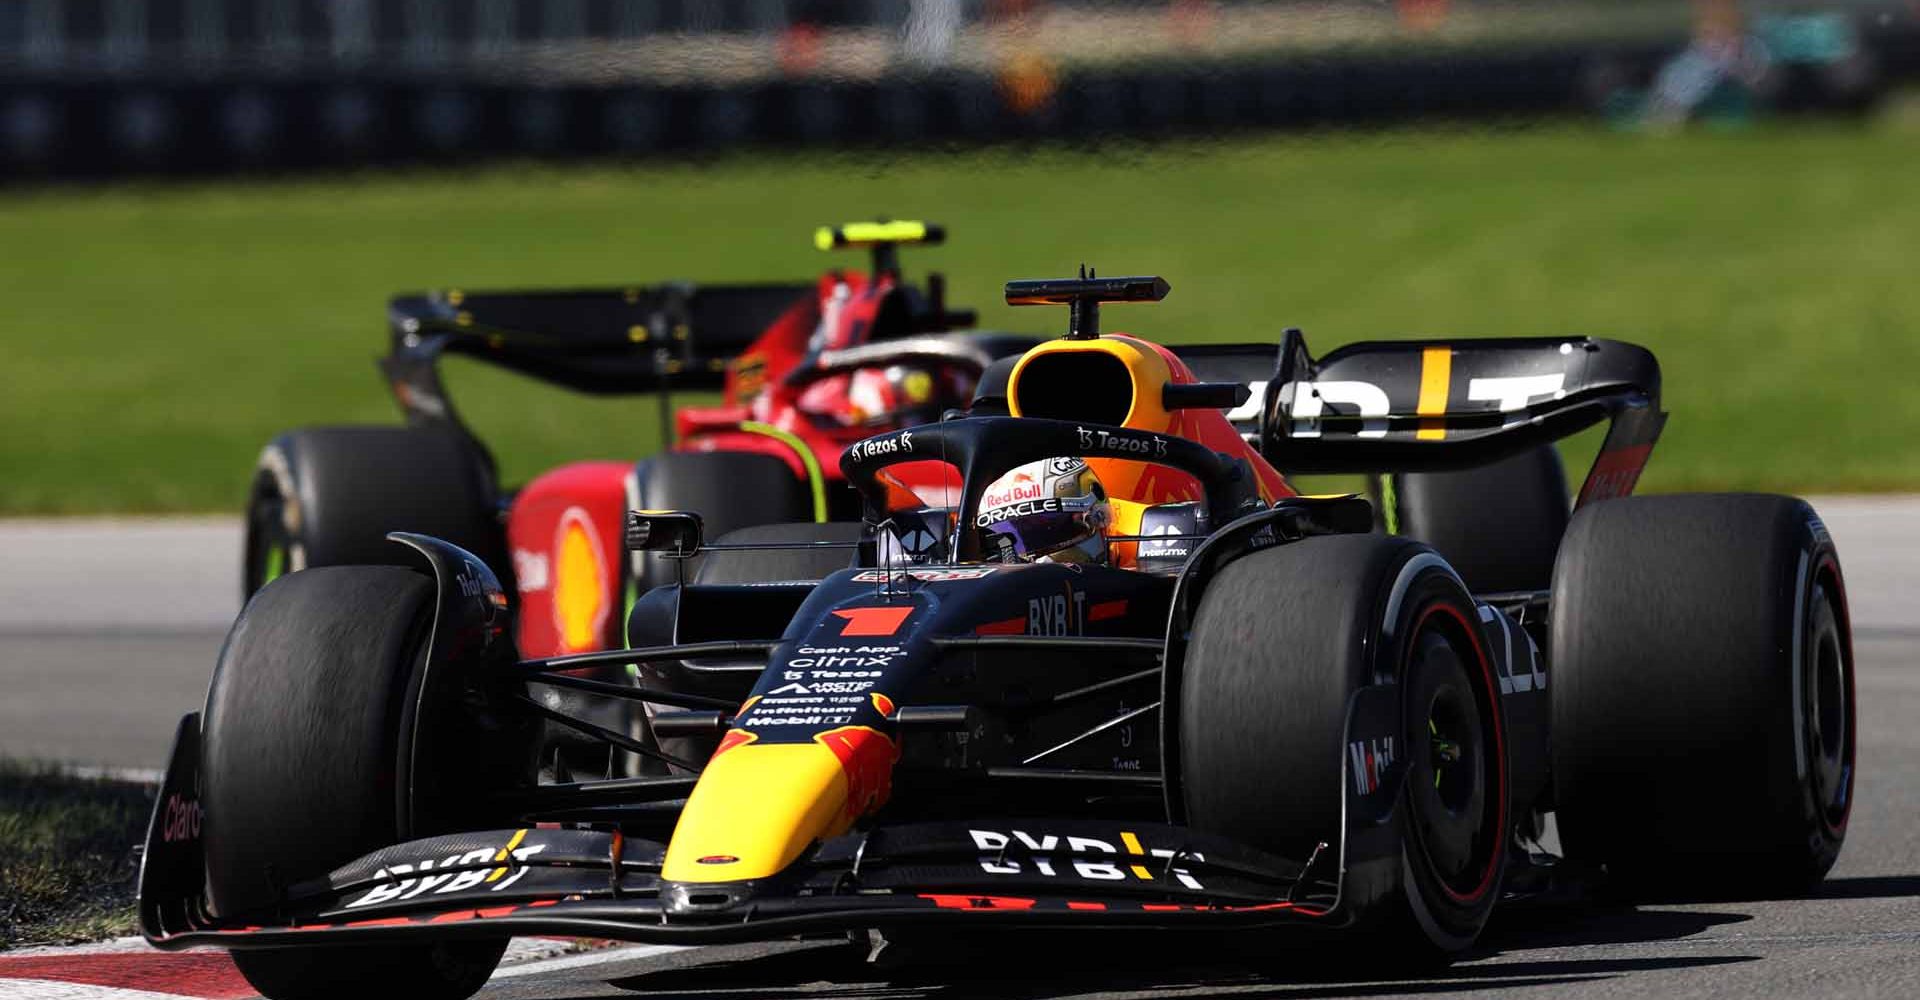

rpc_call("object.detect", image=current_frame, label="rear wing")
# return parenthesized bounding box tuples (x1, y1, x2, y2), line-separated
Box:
(377, 282, 813, 464)
(1178, 331, 1666, 508)
(383, 282, 812, 401)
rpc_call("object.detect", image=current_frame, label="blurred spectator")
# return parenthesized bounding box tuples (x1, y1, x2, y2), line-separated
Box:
(989, 0, 1058, 117)
(1645, 0, 1772, 126)
(1168, 0, 1218, 50)
(1589, 0, 1880, 130)
(903, 0, 963, 69)
(777, 21, 824, 77)
(1397, 0, 1452, 35)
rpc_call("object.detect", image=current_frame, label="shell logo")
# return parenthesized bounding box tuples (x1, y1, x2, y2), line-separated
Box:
(551, 507, 609, 653)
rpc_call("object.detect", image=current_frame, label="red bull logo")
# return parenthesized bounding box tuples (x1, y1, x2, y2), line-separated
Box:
(982, 480, 1046, 509)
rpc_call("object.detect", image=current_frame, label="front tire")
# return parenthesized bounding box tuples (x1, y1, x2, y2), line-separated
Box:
(202, 566, 507, 1000)
(1179, 534, 1508, 955)
(1550, 493, 1854, 895)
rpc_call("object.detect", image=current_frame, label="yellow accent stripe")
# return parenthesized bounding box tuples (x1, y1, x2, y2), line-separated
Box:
(740, 421, 828, 522)
(1416, 346, 1452, 441)
(495, 828, 528, 861)
(1119, 830, 1152, 878)
(485, 828, 530, 882)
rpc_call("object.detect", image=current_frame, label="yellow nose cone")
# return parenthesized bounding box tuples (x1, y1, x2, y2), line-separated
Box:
(662, 727, 896, 882)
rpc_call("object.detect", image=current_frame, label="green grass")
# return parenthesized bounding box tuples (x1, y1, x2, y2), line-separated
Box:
(0, 764, 153, 948)
(4, 122, 1920, 513)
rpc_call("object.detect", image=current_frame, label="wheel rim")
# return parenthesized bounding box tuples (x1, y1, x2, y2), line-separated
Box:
(1402, 606, 1503, 906)
(1425, 678, 1482, 826)
(245, 474, 292, 593)
(1804, 579, 1852, 835)
(262, 541, 287, 584)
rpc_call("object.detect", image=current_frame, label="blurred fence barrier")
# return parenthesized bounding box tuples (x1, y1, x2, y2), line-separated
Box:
(3, 2, 1917, 179)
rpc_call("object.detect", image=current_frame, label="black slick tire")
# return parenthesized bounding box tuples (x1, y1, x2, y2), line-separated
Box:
(628, 451, 814, 594)
(1386, 444, 1569, 594)
(201, 566, 504, 1000)
(244, 426, 502, 598)
(693, 522, 862, 584)
(620, 522, 860, 776)
(1179, 534, 1509, 955)
(607, 452, 814, 775)
(1550, 493, 1854, 895)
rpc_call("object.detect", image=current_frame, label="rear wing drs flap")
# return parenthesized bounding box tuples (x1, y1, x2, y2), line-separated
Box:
(1174, 330, 1666, 508)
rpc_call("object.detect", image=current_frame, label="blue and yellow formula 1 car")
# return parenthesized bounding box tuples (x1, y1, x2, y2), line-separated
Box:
(141, 273, 1854, 1000)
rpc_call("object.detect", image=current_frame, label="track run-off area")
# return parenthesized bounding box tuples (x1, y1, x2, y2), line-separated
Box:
(1, 497, 1915, 998)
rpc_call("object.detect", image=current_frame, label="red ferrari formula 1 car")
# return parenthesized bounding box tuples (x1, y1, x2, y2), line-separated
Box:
(242, 221, 1039, 669)
(148, 272, 1854, 1000)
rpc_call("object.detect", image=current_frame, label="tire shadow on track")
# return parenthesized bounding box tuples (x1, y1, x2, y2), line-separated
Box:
(593, 925, 1757, 1000)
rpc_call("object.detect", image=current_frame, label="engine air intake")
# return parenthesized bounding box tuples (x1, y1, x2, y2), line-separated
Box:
(1011, 350, 1135, 425)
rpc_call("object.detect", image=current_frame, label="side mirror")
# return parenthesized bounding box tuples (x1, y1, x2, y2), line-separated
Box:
(1162, 381, 1252, 411)
(625, 510, 704, 557)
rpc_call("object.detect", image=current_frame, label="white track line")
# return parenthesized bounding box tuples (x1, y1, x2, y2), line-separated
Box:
(2, 937, 158, 959)
(0, 983, 198, 1000)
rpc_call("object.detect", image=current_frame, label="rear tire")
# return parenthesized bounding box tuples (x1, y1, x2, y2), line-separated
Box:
(614, 453, 816, 776)
(1550, 493, 1854, 895)
(202, 566, 506, 1000)
(1386, 444, 1568, 594)
(245, 427, 502, 598)
(1179, 534, 1508, 955)
(628, 451, 813, 594)
(693, 522, 862, 584)
(618, 522, 861, 777)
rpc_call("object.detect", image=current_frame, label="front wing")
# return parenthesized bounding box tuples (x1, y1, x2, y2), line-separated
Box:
(140, 685, 1409, 949)
(145, 821, 1345, 949)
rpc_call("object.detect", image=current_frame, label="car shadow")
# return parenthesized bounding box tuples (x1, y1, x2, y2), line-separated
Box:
(1475, 897, 1752, 952)
(1803, 874, 1920, 901)
(600, 909, 1759, 999)
(1561, 872, 1920, 907)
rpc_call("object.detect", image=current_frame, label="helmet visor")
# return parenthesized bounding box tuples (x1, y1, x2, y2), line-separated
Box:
(976, 492, 1101, 562)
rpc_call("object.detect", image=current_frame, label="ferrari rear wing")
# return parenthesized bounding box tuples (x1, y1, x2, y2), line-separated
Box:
(1180, 331, 1666, 508)
(383, 282, 812, 400)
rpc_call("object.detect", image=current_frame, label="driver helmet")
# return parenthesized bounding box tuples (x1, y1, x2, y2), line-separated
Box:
(976, 457, 1111, 565)
(800, 364, 976, 429)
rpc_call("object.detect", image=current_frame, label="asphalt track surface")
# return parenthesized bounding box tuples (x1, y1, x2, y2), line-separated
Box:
(1, 499, 1916, 999)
